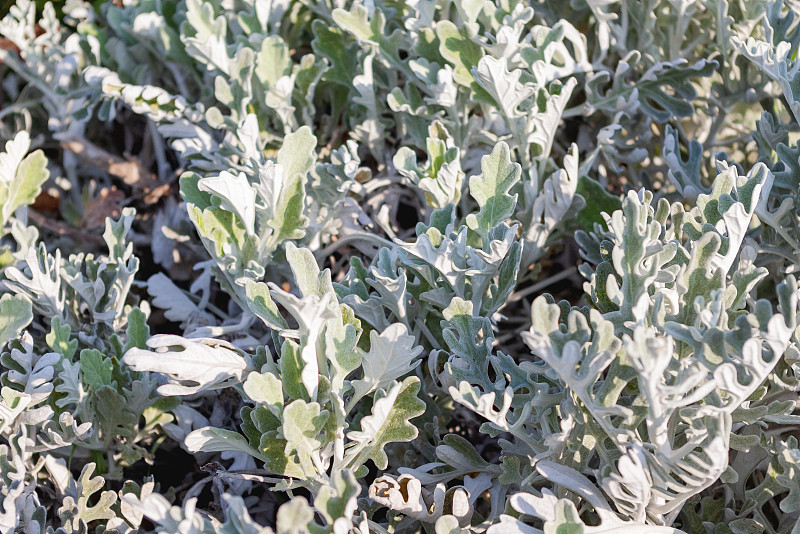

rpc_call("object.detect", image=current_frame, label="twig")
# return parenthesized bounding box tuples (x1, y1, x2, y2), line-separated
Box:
(314, 231, 396, 259)
(27, 210, 106, 245)
(187, 311, 255, 338)
(703, 107, 729, 148)
(182, 476, 212, 506)
(507, 266, 578, 303)
(56, 133, 150, 186)
(210, 470, 288, 484)
(202, 464, 306, 490)
(148, 119, 172, 182)
(362, 175, 403, 193)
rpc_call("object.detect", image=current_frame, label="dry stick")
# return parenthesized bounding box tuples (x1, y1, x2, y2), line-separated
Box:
(507, 266, 578, 303)
(362, 174, 403, 193)
(208, 468, 291, 485)
(57, 134, 149, 186)
(182, 476, 212, 506)
(148, 119, 172, 182)
(27, 210, 106, 245)
(314, 231, 396, 259)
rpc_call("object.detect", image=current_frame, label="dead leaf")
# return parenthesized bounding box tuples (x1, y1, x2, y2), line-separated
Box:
(33, 190, 60, 213)
(58, 134, 173, 205)
(0, 39, 20, 56)
(82, 187, 126, 229)
(144, 182, 172, 205)
(59, 135, 148, 186)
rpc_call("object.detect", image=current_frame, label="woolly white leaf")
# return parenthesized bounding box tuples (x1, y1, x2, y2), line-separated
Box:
(198, 171, 257, 235)
(184, 427, 266, 461)
(473, 56, 534, 119)
(369, 473, 470, 524)
(350, 323, 422, 403)
(122, 335, 248, 395)
(146, 273, 206, 323)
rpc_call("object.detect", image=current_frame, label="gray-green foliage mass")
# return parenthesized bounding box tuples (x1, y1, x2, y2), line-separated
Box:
(0, 0, 799, 533)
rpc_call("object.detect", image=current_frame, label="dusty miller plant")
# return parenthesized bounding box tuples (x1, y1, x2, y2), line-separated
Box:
(1, 1, 800, 534)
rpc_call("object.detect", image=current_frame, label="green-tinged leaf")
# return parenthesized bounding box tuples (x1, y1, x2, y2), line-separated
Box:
(185, 426, 268, 462)
(277, 126, 317, 185)
(179, 171, 213, 209)
(285, 241, 332, 298)
(312, 21, 357, 88)
(436, 20, 483, 87)
(326, 304, 361, 390)
(347, 376, 426, 470)
(575, 175, 621, 230)
(255, 35, 291, 87)
(79, 349, 114, 390)
(259, 430, 306, 478)
(267, 167, 308, 243)
(544, 499, 585, 534)
(96, 385, 139, 436)
(103, 207, 136, 261)
(281, 399, 329, 474)
(280, 339, 309, 401)
(314, 470, 360, 525)
(67, 463, 118, 525)
(0, 294, 32, 348)
(189, 205, 248, 261)
(441, 297, 495, 388)
(331, 5, 404, 67)
(249, 404, 281, 433)
(123, 307, 150, 353)
(350, 323, 422, 403)
(331, 5, 382, 43)
(1, 142, 49, 227)
(198, 171, 257, 236)
(275, 497, 315, 534)
(46, 316, 77, 360)
(466, 142, 521, 240)
(245, 280, 288, 330)
(243, 371, 284, 409)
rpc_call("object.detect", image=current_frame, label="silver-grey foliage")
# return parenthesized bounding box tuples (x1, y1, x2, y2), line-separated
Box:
(0, 0, 799, 533)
